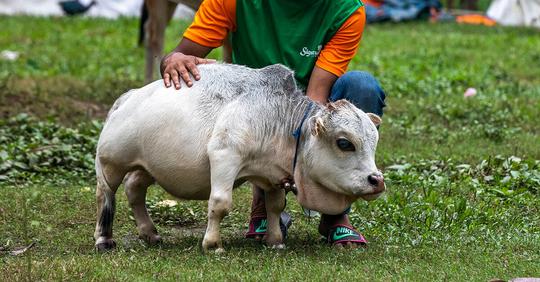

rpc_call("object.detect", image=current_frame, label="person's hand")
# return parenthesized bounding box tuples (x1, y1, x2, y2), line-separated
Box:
(160, 52, 216, 89)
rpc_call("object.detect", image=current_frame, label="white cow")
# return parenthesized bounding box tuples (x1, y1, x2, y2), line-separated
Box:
(94, 63, 385, 252)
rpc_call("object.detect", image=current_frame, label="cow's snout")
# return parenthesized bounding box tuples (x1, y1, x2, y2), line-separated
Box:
(367, 173, 385, 193)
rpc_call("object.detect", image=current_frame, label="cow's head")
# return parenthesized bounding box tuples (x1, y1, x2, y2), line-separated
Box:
(294, 100, 385, 215)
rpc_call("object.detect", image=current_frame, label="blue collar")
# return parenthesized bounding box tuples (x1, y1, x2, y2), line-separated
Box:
(292, 101, 314, 173)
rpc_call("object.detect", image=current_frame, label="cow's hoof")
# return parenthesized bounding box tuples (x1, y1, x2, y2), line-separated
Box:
(202, 236, 222, 253)
(140, 234, 162, 246)
(202, 244, 224, 253)
(264, 235, 284, 248)
(95, 238, 116, 252)
(202, 245, 226, 254)
(271, 243, 286, 250)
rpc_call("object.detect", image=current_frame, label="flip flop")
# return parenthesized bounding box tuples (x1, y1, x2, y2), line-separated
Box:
(327, 224, 367, 246)
(245, 212, 292, 239)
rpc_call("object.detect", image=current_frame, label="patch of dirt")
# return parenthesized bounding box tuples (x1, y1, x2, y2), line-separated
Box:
(0, 76, 115, 123)
(1, 93, 109, 123)
(171, 224, 206, 238)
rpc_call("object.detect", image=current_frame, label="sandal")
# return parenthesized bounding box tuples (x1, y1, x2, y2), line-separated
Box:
(245, 212, 292, 239)
(327, 224, 367, 245)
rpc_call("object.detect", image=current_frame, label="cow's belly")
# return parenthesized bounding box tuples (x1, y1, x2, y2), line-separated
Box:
(136, 124, 213, 200)
(149, 164, 212, 200)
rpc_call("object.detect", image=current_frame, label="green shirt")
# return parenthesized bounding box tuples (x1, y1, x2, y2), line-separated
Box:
(231, 0, 363, 88)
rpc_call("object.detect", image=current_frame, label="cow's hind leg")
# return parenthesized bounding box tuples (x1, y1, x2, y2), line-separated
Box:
(124, 170, 161, 245)
(94, 159, 126, 251)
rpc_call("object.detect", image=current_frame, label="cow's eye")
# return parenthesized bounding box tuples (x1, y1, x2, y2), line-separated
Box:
(336, 138, 355, 152)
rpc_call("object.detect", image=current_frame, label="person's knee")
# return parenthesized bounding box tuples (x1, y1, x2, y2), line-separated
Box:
(340, 71, 381, 97)
(331, 71, 386, 116)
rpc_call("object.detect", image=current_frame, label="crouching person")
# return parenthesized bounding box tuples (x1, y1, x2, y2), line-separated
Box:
(160, 0, 386, 247)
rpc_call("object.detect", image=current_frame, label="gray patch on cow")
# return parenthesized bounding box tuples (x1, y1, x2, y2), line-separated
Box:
(260, 64, 297, 94)
(191, 63, 302, 123)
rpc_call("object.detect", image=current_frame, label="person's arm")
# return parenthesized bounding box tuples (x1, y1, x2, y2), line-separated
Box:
(307, 7, 366, 103)
(305, 66, 338, 103)
(160, 0, 236, 89)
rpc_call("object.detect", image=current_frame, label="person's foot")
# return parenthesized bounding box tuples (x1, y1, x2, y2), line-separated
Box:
(245, 212, 292, 241)
(319, 213, 367, 248)
(245, 185, 292, 241)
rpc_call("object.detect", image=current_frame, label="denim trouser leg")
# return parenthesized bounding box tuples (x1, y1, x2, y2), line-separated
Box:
(326, 71, 386, 216)
(329, 71, 386, 117)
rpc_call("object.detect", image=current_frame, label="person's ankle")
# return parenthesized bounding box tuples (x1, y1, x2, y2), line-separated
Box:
(250, 200, 266, 218)
(250, 186, 267, 218)
(318, 214, 351, 236)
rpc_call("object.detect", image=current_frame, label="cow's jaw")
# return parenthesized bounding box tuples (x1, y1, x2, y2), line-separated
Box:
(294, 169, 357, 215)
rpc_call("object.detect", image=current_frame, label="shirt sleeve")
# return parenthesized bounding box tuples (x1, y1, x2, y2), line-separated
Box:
(315, 6, 366, 77)
(182, 0, 236, 48)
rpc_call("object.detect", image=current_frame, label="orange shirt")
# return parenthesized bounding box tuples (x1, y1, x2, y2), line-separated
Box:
(183, 0, 366, 77)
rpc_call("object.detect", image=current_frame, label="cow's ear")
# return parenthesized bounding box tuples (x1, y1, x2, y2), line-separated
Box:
(367, 113, 382, 126)
(328, 100, 348, 111)
(309, 116, 326, 136)
(325, 102, 336, 112)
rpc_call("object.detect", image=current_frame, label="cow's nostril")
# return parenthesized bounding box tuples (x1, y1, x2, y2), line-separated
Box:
(367, 174, 379, 186)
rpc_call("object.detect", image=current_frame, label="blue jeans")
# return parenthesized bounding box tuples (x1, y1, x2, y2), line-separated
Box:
(329, 71, 386, 117)
(327, 71, 385, 216)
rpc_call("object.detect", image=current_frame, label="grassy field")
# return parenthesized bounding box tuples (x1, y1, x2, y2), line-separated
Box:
(1, 16, 540, 281)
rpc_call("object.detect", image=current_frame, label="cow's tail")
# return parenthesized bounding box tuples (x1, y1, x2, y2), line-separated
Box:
(94, 155, 117, 242)
(138, 1, 148, 47)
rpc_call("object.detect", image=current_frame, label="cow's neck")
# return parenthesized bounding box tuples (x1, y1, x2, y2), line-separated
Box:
(287, 97, 318, 134)
(275, 95, 321, 180)
(242, 94, 321, 189)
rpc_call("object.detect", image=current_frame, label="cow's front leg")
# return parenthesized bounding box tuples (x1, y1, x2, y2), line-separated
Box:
(202, 189, 232, 253)
(264, 189, 286, 248)
(203, 149, 241, 253)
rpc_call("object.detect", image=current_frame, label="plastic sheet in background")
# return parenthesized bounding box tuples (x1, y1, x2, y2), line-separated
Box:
(487, 0, 540, 28)
(0, 0, 194, 19)
(364, 0, 443, 23)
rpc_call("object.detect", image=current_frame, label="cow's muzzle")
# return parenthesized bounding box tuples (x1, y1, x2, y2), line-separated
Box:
(359, 172, 385, 200)
(367, 172, 385, 194)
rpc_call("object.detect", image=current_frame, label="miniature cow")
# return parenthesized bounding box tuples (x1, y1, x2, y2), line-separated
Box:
(94, 63, 385, 252)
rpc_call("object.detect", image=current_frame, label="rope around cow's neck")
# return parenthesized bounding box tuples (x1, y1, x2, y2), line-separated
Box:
(279, 100, 314, 195)
(282, 100, 317, 218)
(291, 100, 314, 178)
(287, 100, 320, 217)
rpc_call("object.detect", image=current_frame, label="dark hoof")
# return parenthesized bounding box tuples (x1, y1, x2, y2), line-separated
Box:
(95, 239, 116, 252)
(141, 234, 162, 246)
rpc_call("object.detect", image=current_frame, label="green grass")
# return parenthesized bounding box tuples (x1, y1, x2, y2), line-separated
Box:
(1, 183, 539, 281)
(1, 16, 540, 280)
